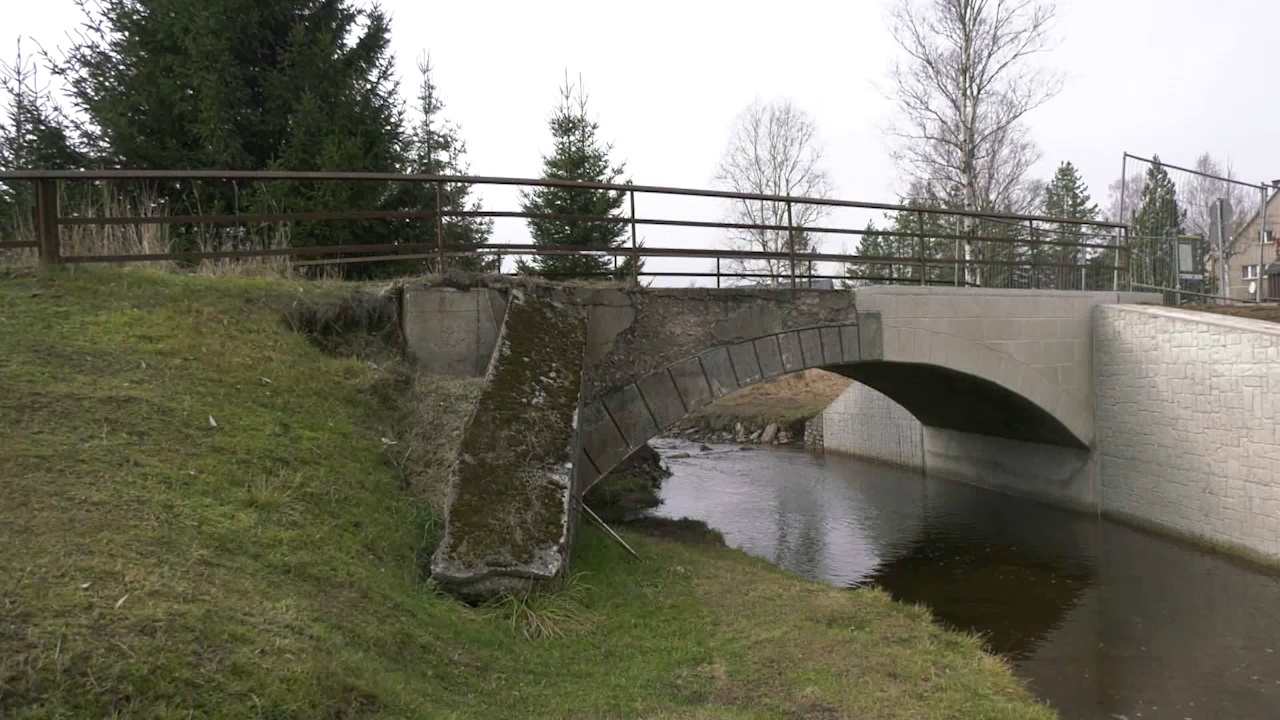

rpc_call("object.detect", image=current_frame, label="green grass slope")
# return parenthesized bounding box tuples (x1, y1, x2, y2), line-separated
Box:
(0, 269, 1053, 719)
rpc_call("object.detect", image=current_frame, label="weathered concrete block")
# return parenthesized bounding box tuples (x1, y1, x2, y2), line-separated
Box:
(700, 346, 739, 398)
(430, 289, 586, 602)
(755, 336, 785, 378)
(669, 357, 713, 413)
(403, 286, 507, 376)
(799, 328, 824, 368)
(579, 399, 628, 474)
(820, 327, 843, 365)
(840, 324, 861, 363)
(602, 384, 659, 450)
(637, 370, 686, 431)
(778, 332, 804, 372)
(728, 341, 763, 385)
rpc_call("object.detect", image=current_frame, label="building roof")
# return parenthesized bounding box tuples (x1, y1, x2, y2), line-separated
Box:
(1234, 187, 1280, 241)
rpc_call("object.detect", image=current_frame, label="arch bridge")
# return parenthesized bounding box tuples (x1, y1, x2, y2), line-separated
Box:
(410, 282, 1157, 599)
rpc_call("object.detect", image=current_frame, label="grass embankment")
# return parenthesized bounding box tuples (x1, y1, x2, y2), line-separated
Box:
(679, 369, 852, 434)
(0, 268, 1052, 719)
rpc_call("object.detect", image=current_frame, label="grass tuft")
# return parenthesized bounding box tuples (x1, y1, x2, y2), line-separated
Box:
(485, 573, 599, 641)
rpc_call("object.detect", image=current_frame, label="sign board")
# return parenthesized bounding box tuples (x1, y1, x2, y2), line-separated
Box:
(1178, 241, 1195, 272)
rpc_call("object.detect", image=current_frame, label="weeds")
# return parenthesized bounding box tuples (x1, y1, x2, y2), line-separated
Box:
(485, 573, 598, 641)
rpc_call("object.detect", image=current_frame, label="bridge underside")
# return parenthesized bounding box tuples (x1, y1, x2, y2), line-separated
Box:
(836, 362, 1086, 449)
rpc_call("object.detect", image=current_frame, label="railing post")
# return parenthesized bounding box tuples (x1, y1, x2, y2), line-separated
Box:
(953, 216, 961, 286)
(786, 198, 796, 290)
(629, 188, 638, 289)
(1113, 227, 1120, 292)
(435, 180, 446, 274)
(35, 179, 60, 268)
(917, 211, 926, 286)
(716, 257, 721, 288)
(1029, 219, 1039, 289)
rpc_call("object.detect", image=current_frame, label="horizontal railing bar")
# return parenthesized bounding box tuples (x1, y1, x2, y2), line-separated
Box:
(0, 169, 1125, 228)
(60, 240, 1123, 274)
(55, 208, 1123, 251)
(0, 240, 38, 249)
(58, 209, 445, 225)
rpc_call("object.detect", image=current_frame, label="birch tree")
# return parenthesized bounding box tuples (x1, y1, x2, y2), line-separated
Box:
(886, 0, 1060, 285)
(715, 98, 831, 286)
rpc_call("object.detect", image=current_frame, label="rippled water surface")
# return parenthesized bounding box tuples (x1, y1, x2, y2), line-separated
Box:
(650, 439, 1280, 720)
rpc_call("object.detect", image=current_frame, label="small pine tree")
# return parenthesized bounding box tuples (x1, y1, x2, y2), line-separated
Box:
(388, 54, 494, 274)
(1131, 157, 1185, 289)
(1042, 162, 1099, 289)
(519, 75, 639, 281)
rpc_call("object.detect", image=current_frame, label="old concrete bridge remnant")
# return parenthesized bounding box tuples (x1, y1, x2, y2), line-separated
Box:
(410, 280, 1158, 599)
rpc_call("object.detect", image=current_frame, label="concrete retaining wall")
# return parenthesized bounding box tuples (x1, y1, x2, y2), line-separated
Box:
(1095, 305, 1280, 559)
(922, 428, 1097, 511)
(822, 381, 923, 469)
(403, 286, 506, 377)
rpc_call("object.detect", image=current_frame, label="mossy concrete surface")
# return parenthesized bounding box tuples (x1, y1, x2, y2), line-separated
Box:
(430, 288, 587, 600)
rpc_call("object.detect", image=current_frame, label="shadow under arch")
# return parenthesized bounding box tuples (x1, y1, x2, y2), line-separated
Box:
(576, 322, 1088, 494)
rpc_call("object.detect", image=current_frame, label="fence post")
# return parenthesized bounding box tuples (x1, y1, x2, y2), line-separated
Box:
(35, 179, 60, 268)
(786, 198, 796, 290)
(1172, 230, 1181, 305)
(1260, 184, 1268, 303)
(629, 188, 638, 289)
(435, 181, 446, 274)
(716, 257, 721, 288)
(917, 211, 926, 286)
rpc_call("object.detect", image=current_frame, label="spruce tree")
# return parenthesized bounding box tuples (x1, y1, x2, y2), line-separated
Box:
(58, 0, 408, 264)
(1131, 157, 1185, 289)
(520, 75, 638, 280)
(850, 186, 957, 286)
(1042, 161, 1099, 289)
(0, 43, 85, 244)
(387, 55, 494, 274)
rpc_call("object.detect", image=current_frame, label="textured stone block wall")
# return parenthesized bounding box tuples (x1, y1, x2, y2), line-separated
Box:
(821, 380, 924, 469)
(1096, 305, 1280, 558)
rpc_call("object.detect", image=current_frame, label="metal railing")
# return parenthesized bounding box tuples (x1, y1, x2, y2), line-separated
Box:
(0, 169, 1129, 290)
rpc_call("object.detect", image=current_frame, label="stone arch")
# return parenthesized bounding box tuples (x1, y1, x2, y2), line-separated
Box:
(573, 322, 1090, 493)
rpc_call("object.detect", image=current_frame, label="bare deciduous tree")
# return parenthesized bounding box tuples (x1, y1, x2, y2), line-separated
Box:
(1178, 153, 1260, 297)
(1179, 153, 1258, 238)
(886, 0, 1060, 285)
(715, 98, 831, 286)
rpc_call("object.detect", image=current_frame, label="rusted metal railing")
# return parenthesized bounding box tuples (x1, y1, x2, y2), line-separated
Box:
(0, 169, 1129, 289)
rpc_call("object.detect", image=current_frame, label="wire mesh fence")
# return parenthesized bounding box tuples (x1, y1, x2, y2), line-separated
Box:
(1118, 153, 1279, 304)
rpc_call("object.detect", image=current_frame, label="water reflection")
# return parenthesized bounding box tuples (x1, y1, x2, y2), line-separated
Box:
(651, 440, 1280, 720)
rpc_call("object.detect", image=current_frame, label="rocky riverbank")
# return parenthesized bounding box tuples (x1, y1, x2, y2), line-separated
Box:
(665, 418, 802, 446)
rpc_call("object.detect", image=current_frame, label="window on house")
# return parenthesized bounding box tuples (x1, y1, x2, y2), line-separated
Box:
(1243, 264, 1261, 280)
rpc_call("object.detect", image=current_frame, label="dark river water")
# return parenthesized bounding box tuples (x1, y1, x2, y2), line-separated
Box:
(649, 439, 1280, 720)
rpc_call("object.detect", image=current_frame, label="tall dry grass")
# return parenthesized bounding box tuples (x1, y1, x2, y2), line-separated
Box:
(1, 180, 301, 277)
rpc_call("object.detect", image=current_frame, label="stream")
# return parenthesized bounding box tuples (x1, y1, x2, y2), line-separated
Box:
(649, 438, 1280, 720)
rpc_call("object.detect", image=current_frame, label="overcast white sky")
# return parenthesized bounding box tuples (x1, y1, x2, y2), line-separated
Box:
(9, 0, 1280, 281)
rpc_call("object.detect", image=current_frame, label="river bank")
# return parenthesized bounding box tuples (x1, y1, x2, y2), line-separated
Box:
(0, 268, 1052, 718)
(665, 368, 849, 446)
